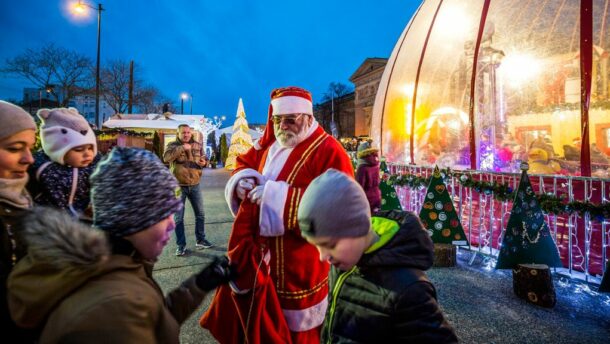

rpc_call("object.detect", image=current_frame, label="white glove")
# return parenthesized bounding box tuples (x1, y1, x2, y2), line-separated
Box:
(247, 183, 266, 205)
(236, 178, 256, 200)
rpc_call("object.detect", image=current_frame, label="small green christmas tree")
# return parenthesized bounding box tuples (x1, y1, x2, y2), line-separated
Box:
(599, 261, 610, 292)
(496, 163, 562, 269)
(379, 158, 402, 211)
(219, 133, 228, 166)
(152, 131, 162, 159)
(418, 166, 468, 245)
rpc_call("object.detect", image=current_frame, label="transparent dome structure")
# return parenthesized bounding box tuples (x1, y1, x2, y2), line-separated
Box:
(372, 0, 610, 176)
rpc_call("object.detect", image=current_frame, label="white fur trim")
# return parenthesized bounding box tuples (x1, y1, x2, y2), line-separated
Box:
(283, 297, 328, 332)
(253, 138, 263, 150)
(259, 180, 288, 237)
(41, 126, 97, 165)
(225, 168, 266, 216)
(271, 96, 313, 116)
(262, 145, 293, 181)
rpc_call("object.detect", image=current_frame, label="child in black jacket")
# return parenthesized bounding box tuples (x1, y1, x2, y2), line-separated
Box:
(298, 169, 458, 343)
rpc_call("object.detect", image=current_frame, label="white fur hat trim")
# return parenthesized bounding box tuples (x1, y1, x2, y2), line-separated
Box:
(41, 126, 97, 165)
(271, 95, 313, 116)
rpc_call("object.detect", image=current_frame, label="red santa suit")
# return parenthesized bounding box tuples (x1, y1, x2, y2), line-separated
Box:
(200, 87, 353, 344)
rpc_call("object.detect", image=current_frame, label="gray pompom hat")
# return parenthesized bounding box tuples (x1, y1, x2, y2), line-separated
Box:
(91, 147, 183, 237)
(298, 169, 371, 238)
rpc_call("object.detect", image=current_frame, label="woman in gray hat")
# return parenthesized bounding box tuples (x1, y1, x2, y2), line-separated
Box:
(0, 100, 38, 342)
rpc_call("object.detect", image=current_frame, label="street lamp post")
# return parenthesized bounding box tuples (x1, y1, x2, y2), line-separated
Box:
(73, 1, 104, 129)
(38, 84, 54, 110)
(95, 3, 102, 129)
(180, 93, 188, 114)
(190, 94, 193, 114)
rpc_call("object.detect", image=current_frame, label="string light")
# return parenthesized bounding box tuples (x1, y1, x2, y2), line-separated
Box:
(385, 168, 610, 221)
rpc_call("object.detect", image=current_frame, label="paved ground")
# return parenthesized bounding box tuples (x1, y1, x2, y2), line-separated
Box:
(153, 167, 231, 344)
(153, 168, 610, 344)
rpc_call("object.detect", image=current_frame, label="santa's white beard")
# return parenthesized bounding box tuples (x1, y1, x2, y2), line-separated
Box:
(276, 124, 310, 148)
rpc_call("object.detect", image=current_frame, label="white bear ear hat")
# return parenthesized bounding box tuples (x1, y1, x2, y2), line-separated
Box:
(37, 107, 97, 165)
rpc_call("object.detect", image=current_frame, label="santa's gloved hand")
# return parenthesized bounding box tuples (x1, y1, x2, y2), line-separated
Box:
(236, 178, 256, 200)
(247, 182, 267, 205)
(195, 256, 235, 291)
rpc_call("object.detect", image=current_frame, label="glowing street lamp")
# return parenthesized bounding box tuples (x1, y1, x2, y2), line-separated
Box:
(71, 0, 104, 128)
(180, 93, 189, 114)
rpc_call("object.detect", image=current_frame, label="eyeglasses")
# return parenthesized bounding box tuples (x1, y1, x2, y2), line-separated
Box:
(271, 113, 305, 125)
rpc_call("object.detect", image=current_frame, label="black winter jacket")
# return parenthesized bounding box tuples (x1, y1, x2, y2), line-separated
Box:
(321, 210, 458, 343)
(27, 151, 102, 216)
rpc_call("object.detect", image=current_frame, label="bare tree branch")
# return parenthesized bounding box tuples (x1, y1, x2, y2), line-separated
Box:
(320, 82, 353, 137)
(100, 60, 168, 114)
(2, 43, 93, 106)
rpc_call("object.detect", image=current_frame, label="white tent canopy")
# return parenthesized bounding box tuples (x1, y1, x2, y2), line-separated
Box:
(104, 114, 262, 145)
(103, 114, 207, 130)
(213, 126, 262, 145)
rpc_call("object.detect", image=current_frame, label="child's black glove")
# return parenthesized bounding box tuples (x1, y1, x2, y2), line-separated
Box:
(195, 256, 235, 291)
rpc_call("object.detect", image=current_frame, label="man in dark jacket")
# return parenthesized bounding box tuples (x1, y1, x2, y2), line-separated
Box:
(298, 169, 458, 343)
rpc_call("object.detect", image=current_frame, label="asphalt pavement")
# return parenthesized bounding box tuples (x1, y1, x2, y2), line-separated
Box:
(153, 167, 610, 344)
(153, 167, 231, 344)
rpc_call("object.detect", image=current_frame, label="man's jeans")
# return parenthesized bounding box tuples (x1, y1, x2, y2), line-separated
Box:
(175, 184, 205, 247)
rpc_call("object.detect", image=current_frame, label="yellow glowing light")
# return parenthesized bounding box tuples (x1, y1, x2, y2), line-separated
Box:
(500, 53, 543, 88)
(434, 4, 472, 39)
(71, 1, 89, 15)
(405, 103, 413, 135)
(401, 84, 415, 97)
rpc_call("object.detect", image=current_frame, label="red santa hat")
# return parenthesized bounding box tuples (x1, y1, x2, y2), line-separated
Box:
(254, 86, 313, 150)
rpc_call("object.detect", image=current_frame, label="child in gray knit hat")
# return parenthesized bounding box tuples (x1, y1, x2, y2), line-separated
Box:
(297, 169, 457, 343)
(8, 147, 234, 343)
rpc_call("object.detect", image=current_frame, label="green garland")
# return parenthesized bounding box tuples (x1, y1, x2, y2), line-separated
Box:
(95, 128, 152, 137)
(384, 168, 610, 222)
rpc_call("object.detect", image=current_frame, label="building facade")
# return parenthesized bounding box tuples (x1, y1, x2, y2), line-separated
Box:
(67, 95, 114, 124)
(350, 58, 388, 137)
(313, 92, 355, 139)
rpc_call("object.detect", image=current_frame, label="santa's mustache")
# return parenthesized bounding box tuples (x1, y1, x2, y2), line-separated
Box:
(276, 130, 296, 137)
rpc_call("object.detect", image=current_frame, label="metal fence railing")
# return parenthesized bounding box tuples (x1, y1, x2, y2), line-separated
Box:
(389, 164, 609, 283)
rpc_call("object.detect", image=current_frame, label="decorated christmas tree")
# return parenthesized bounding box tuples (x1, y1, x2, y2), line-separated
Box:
(599, 261, 610, 292)
(225, 98, 253, 170)
(496, 163, 562, 269)
(418, 166, 468, 245)
(379, 158, 402, 211)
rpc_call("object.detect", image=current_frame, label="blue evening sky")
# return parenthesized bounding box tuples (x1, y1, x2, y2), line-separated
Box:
(0, 0, 419, 124)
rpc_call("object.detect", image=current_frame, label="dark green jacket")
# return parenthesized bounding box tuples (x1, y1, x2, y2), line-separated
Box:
(322, 210, 458, 343)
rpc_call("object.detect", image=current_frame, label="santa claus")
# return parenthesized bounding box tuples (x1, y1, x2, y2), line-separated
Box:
(200, 86, 354, 343)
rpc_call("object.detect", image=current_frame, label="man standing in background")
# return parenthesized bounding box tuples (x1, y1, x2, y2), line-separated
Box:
(164, 124, 211, 256)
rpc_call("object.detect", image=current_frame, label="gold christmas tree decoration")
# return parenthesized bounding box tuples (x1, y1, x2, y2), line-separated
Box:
(225, 98, 253, 170)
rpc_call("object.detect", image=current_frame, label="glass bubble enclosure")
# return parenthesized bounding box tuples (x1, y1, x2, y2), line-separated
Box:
(371, 0, 610, 279)
(372, 0, 610, 177)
